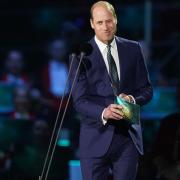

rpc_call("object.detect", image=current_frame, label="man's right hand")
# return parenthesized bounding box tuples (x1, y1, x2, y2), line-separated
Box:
(103, 104, 124, 121)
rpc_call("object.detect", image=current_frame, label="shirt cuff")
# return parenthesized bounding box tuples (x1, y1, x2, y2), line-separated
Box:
(101, 108, 107, 125)
(128, 95, 136, 104)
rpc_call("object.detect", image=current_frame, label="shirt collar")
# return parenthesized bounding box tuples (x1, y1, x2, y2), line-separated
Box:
(94, 36, 117, 53)
(110, 37, 117, 50)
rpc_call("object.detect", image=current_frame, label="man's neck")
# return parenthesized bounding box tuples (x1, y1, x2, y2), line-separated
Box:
(95, 35, 115, 45)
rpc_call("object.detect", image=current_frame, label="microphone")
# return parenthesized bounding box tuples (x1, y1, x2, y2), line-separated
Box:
(39, 42, 93, 180)
(69, 42, 93, 71)
(75, 42, 93, 74)
(40, 48, 77, 180)
(79, 42, 93, 56)
(69, 42, 93, 57)
(69, 43, 80, 56)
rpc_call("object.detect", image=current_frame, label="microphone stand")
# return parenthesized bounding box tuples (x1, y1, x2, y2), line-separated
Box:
(39, 52, 85, 180)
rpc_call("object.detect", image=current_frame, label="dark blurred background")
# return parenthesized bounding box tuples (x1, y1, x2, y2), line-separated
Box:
(0, 0, 179, 180)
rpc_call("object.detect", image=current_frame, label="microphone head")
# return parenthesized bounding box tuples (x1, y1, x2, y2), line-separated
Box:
(69, 43, 80, 55)
(80, 43, 93, 56)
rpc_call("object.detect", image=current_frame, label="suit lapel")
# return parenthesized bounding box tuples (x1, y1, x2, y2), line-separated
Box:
(89, 37, 128, 94)
(115, 37, 127, 91)
(90, 39, 111, 80)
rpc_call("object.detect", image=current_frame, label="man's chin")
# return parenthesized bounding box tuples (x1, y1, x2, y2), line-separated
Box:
(98, 36, 114, 44)
(106, 38, 114, 43)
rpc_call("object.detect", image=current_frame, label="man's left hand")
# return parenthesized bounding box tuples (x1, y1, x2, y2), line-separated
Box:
(119, 93, 131, 103)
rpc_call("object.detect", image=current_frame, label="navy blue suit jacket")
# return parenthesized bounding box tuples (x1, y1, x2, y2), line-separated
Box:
(70, 36, 153, 158)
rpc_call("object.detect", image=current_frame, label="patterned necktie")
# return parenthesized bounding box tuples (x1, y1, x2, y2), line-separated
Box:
(107, 44, 119, 95)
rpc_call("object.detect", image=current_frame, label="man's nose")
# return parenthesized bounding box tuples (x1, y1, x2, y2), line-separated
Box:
(102, 22, 108, 30)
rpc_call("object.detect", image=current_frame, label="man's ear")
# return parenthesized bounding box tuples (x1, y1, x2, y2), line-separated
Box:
(115, 18, 118, 25)
(90, 19, 94, 29)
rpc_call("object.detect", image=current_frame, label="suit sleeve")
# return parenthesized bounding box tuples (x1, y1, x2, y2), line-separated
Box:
(69, 56, 105, 122)
(134, 43, 153, 106)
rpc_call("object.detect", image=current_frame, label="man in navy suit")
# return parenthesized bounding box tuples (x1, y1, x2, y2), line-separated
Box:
(70, 1, 153, 180)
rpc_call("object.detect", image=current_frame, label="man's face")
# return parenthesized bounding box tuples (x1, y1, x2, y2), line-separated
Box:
(90, 6, 117, 44)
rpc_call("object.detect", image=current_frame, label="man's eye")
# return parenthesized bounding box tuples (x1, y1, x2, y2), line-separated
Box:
(97, 22, 102, 25)
(107, 20, 112, 23)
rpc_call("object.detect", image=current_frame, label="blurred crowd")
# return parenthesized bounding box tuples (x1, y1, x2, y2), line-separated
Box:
(0, 36, 77, 179)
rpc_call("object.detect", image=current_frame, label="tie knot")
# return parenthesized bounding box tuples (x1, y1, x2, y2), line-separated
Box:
(107, 45, 111, 53)
(107, 44, 111, 49)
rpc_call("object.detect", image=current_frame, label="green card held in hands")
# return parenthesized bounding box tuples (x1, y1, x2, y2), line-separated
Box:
(115, 96, 140, 124)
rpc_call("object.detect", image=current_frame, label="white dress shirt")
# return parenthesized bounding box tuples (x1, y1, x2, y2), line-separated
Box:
(94, 36, 120, 80)
(94, 36, 135, 124)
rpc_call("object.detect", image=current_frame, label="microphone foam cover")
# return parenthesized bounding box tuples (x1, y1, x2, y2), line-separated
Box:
(80, 43, 93, 56)
(69, 43, 80, 55)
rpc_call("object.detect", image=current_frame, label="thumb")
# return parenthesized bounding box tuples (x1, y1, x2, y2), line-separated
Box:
(119, 93, 126, 98)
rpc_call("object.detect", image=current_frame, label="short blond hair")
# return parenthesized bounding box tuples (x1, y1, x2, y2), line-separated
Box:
(90, 1, 117, 20)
